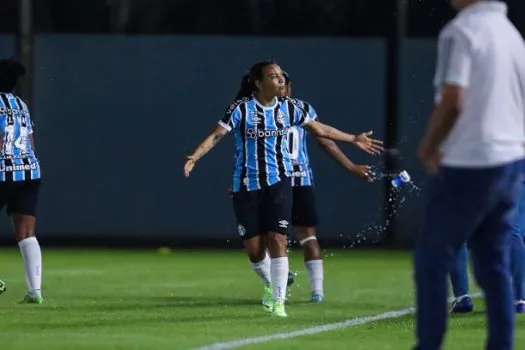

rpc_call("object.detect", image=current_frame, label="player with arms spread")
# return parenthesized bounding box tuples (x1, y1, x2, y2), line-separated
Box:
(0, 59, 43, 304)
(281, 71, 377, 302)
(184, 60, 383, 317)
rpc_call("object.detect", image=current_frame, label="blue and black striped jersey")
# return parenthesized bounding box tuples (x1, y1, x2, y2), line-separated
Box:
(287, 100, 318, 187)
(219, 96, 311, 192)
(0, 93, 41, 182)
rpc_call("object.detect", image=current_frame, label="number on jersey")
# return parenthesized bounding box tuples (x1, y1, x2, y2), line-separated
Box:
(287, 127, 300, 160)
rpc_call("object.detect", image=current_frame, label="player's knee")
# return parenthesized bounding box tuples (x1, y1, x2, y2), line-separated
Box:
(295, 226, 315, 240)
(11, 214, 36, 242)
(243, 236, 267, 262)
(14, 226, 35, 241)
(246, 246, 267, 263)
(267, 233, 288, 257)
(300, 236, 321, 260)
(295, 227, 321, 257)
(268, 232, 288, 247)
(247, 251, 266, 263)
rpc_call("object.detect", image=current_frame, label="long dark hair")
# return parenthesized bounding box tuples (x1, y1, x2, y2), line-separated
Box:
(283, 71, 291, 85)
(0, 58, 26, 93)
(234, 60, 277, 100)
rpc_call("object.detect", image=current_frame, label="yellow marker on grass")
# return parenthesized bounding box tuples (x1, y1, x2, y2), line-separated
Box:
(157, 247, 172, 255)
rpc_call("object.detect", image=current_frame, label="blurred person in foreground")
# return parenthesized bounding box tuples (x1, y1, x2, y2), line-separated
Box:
(414, 1, 525, 349)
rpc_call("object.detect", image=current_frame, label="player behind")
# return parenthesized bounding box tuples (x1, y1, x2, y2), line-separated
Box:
(184, 60, 383, 317)
(281, 71, 375, 302)
(0, 58, 43, 304)
(449, 242, 474, 313)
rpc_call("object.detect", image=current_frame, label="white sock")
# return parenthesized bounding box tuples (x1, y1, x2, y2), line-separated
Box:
(271, 257, 289, 304)
(18, 237, 42, 298)
(251, 253, 271, 286)
(305, 259, 324, 296)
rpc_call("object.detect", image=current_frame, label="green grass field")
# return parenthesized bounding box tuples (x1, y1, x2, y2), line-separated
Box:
(0, 249, 524, 349)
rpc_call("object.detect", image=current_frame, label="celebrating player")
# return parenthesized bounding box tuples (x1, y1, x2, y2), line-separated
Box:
(184, 60, 383, 317)
(282, 71, 376, 302)
(0, 58, 43, 304)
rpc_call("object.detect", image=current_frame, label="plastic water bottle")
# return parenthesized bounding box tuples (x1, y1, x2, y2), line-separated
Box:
(391, 170, 411, 188)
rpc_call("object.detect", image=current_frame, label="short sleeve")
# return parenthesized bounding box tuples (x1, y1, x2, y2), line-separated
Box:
(218, 101, 243, 132)
(303, 102, 318, 122)
(434, 25, 473, 92)
(287, 98, 311, 127)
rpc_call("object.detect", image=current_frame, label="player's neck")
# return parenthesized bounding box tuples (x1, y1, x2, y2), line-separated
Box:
(254, 93, 277, 108)
(456, 0, 482, 11)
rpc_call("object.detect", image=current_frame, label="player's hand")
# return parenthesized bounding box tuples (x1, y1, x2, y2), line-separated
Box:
(354, 131, 384, 156)
(350, 165, 375, 183)
(227, 187, 233, 197)
(417, 143, 441, 175)
(184, 156, 197, 177)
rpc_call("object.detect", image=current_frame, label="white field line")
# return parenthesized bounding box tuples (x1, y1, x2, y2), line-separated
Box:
(193, 292, 483, 350)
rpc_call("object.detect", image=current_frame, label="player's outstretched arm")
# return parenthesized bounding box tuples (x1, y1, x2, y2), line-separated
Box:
(184, 126, 228, 177)
(315, 136, 374, 182)
(303, 120, 384, 155)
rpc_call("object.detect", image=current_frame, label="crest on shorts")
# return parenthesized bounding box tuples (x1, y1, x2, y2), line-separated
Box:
(238, 224, 246, 236)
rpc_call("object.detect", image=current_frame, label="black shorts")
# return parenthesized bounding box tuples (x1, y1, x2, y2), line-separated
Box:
(232, 178, 293, 240)
(292, 185, 318, 227)
(0, 180, 41, 217)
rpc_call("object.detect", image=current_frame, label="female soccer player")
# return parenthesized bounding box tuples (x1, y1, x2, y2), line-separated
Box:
(0, 58, 43, 304)
(184, 60, 383, 317)
(281, 71, 375, 303)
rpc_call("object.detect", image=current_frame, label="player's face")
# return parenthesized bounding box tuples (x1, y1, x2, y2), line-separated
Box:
(258, 64, 285, 97)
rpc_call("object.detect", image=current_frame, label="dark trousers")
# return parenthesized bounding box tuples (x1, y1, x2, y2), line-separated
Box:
(414, 160, 523, 350)
(510, 181, 525, 301)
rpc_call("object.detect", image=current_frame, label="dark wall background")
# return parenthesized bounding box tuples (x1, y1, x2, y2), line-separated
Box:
(0, 35, 424, 246)
(395, 40, 436, 244)
(0, 2, 521, 248)
(0, 35, 14, 62)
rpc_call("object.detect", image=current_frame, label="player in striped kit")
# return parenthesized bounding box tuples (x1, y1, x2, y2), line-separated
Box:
(281, 71, 376, 302)
(184, 60, 383, 317)
(0, 58, 43, 304)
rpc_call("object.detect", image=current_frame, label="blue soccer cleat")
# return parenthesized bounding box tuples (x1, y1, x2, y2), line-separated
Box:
(311, 293, 324, 303)
(451, 296, 474, 314)
(516, 302, 525, 314)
